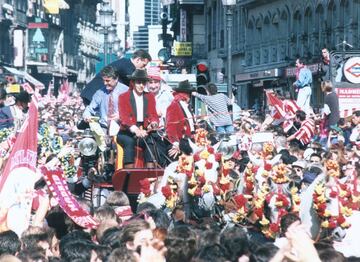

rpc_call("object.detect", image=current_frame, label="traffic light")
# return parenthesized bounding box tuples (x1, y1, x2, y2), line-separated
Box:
(196, 62, 210, 94)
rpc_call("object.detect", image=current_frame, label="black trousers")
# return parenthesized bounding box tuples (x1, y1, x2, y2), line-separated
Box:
(117, 130, 170, 166)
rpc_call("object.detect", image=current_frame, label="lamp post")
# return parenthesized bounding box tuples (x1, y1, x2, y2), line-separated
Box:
(113, 36, 121, 58)
(97, 0, 113, 66)
(222, 0, 236, 100)
(107, 26, 116, 63)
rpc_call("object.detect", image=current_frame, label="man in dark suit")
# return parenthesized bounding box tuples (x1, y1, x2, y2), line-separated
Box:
(81, 49, 152, 105)
(117, 69, 160, 168)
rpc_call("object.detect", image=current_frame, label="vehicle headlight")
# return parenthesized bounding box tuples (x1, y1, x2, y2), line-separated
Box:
(78, 137, 97, 156)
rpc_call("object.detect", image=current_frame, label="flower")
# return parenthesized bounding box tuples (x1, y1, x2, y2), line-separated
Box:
(207, 146, 214, 154)
(199, 150, 210, 160)
(205, 161, 213, 169)
(194, 128, 209, 146)
(233, 194, 247, 209)
(271, 164, 289, 184)
(139, 179, 151, 196)
(161, 185, 173, 199)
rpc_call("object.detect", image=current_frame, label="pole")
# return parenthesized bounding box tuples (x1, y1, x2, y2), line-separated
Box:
(104, 28, 108, 66)
(109, 46, 112, 63)
(226, 7, 233, 100)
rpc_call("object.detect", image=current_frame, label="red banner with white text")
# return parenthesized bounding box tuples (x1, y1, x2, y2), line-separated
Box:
(42, 167, 99, 229)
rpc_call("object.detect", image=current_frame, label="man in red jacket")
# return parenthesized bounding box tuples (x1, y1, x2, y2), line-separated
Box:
(117, 69, 160, 168)
(165, 80, 196, 158)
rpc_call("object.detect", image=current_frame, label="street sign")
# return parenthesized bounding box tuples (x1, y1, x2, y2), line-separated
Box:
(172, 42, 192, 56)
(344, 57, 360, 83)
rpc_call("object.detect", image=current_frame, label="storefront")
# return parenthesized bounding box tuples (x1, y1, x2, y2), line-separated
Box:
(235, 68, 284, 111)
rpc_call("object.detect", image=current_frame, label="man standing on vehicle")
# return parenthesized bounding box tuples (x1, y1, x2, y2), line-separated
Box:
(83, 65, 128, 128)
(293, 58, 312, 114)
(81, 49, 152, 105)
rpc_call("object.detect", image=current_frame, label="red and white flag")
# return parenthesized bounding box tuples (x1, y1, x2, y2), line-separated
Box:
(0, 96, 39, 235)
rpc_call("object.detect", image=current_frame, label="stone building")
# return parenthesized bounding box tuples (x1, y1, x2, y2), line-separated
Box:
(0, 0, 102, 93)
(204, 0, 360, 110)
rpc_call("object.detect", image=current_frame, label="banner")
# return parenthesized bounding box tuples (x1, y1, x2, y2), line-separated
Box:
(0, 99, 39, 235)
(41, 167, 99, 229)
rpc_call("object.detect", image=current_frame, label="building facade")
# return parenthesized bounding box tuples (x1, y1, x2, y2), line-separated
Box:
(204, 0, 360, 110)
(132, 0, 161, 50)
(0, 0, 102, 93)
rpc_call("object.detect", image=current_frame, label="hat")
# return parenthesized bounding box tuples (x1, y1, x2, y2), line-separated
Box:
(172, 80, 196, 93)
(147, 66, 162, 81)
(127, 69, 150, 81)
(292, 160, 306, 169)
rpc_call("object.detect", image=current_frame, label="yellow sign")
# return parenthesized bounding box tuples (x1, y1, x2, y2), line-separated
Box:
(7, 84, 20, 94)
(172, 42, 192, 56)
(44, 0, 60, 14)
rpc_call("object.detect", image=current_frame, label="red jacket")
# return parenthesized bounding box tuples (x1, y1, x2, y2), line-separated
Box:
(118, 90, 159, 129)
(165, 100, 193, 143)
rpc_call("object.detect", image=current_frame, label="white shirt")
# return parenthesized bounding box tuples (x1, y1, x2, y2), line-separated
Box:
(133, 90, 144, 122)
(155, 85, 174, 127)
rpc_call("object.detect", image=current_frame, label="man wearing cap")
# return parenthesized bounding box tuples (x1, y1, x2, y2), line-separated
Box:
(117, 69, 160, 168)
(83, 65, 128, 128)
(147, 66, 173, 128)
(166, 80, 196, 157)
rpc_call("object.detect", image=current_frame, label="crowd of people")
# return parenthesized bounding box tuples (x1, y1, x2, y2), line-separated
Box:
(0, 48, 359, 262)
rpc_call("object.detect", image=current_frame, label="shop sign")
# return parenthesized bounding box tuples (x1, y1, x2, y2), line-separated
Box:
(172, 42, 192, 56)
(235, 68, 282, 82)
(285, 63, 320, 77)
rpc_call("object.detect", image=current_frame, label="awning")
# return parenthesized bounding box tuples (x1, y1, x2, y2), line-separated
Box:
(4, 66, 45, 89)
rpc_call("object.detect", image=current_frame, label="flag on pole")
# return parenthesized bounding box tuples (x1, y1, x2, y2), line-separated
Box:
(265, 91, 286, 119)
(0, 95, 39, 235)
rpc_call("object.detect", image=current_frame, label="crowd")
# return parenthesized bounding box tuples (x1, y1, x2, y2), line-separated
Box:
(0, 48, 359, 262)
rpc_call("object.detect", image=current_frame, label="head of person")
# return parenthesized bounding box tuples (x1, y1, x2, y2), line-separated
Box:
(309, 153, 322, 164)
(295, 110, 306, 122)
(352, 110, 360, 125)
(147, 67, 162, 94)
(14, 91, 31, 112)
(119, 219, 153, 251)
(205, 82, 218, 95)
(322, 47, 330, 60)
(100, 66, 119, 92)
(128, 69, 150, 96)
(105, 190, 130, 207)
(292, 160, 306, 177)
(172, 80, 196, 103)
(131, 49, 152, 69)
(295, 58, 306, 69)
(0, 85, 7, 107)
(0, 230, 21, 256)
(280, 213, 301, 237)
(321, 80, 333, 93)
